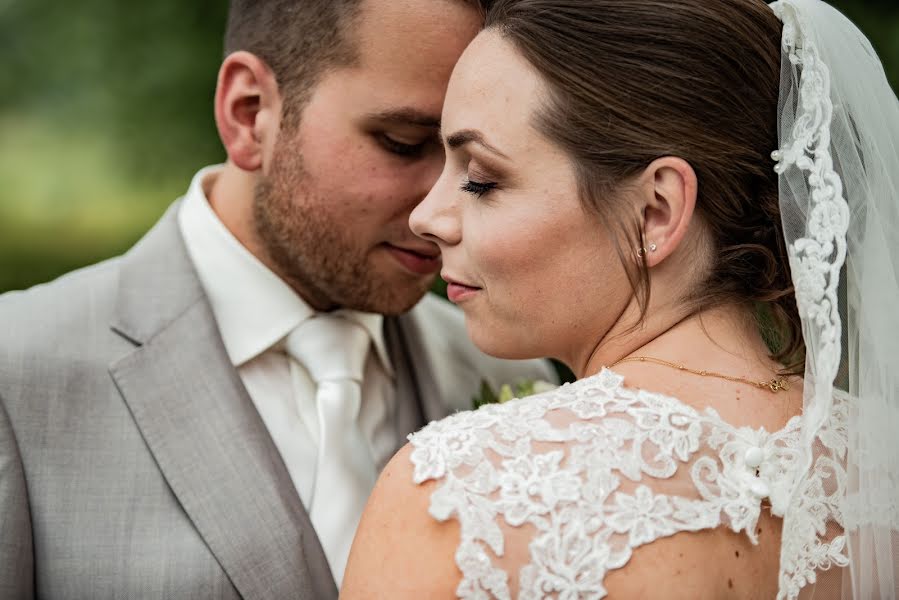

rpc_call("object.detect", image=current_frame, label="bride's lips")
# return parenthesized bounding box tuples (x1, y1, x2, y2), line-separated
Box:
(384, 243, 442, 275)
(443, 273, 482, 303)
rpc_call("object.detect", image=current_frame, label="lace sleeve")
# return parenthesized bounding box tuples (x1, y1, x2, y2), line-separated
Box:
(408, 370, 837, 600)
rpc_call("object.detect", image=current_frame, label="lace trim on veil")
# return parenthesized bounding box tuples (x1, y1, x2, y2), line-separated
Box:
(770, 2, 851, 597)
(770, 1, 848, 392)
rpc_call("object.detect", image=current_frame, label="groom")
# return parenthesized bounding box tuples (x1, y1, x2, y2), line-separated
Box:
(0, 0, 553, 598)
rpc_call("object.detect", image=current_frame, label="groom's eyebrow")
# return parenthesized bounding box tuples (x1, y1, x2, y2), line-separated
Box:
(445, 129, 509, 160)
(367, 108, 441, 128)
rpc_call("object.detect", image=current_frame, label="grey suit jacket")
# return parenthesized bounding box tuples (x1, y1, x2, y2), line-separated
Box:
(0, 203, 555, 599)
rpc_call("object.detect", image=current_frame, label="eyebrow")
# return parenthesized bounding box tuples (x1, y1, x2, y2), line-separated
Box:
(445, 129, 510, 160)
(366, 108, 441, 128)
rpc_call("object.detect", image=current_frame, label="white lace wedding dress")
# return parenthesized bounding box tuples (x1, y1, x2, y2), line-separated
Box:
(409, 369, 849, 599)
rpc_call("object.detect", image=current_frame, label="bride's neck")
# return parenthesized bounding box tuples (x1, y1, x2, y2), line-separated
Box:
(576, 301, 773, 380)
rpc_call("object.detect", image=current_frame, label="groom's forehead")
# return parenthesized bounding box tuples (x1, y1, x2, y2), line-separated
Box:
(350, 0, 483, 74)
(323, 0, 483, 117)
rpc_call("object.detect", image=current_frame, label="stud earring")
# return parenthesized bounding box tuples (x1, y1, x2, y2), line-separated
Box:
(649, 243, 658, 253)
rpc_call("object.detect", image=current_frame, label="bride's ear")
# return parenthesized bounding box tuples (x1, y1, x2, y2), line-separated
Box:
(214, 51, 282, 172)
(637, 157, 698, 268)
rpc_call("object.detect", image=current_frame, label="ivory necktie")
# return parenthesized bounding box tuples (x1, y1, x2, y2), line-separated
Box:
(285, 315, 377, 586)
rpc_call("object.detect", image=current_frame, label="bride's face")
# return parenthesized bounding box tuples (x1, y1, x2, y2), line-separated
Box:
(410, 32, 634, 364)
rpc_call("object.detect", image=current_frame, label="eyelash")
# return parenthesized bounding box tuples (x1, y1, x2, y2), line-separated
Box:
(461, 179, 498, 198)
(378, 134, 426, 158)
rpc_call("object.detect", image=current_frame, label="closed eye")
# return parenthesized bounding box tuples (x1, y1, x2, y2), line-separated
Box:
(461, 179, 497, 198)
(378, 134, 427, 158)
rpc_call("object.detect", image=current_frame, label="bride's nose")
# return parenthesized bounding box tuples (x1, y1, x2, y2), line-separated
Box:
(410, 176, 462, 247)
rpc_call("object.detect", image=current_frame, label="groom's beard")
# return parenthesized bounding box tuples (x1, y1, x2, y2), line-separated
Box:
(252, 137, 432, 315)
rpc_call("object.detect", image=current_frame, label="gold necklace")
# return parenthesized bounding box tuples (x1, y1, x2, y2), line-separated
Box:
(611, 356, 791, 393)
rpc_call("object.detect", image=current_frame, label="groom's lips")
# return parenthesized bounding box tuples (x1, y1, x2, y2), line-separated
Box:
(384, 243, 442, 275)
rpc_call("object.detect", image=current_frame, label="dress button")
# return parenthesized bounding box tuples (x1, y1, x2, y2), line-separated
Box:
(750, 480, 771, 498)
(744, 447, 765, 469)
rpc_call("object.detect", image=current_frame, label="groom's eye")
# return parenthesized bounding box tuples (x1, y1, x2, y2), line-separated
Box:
(377, 134, 427, 158)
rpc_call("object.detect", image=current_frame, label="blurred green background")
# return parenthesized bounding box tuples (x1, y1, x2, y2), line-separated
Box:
(1, 0, 898, 294)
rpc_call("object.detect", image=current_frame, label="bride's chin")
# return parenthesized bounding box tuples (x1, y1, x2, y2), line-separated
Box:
(465, 320, 544, 361)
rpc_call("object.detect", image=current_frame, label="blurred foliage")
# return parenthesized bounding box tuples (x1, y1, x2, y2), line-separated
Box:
(1, 0, 897, 294)
(0, 0, 227, 292)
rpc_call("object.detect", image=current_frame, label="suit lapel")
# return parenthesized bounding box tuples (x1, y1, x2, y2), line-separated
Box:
(390, 311, 455, 426)
(385, 317, 427, 450)
(109, 204, 335, 600)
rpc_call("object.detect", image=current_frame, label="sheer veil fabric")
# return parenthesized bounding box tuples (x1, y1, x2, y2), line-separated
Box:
(770, 0, 899, 597)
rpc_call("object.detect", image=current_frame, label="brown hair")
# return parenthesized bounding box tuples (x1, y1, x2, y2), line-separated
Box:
(485, 0, 803, 373)
(225, 0, 495, 128)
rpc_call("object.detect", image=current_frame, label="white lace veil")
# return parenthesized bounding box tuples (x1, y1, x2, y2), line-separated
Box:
(769, 0, 899, 597)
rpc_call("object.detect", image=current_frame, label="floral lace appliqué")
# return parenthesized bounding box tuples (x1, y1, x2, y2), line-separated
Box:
(409, 370, 846, 599)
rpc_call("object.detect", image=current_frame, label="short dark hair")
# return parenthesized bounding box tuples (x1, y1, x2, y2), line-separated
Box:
(225, 0, 361, 127)
(225, 0, 494, 127)
(486, 0, 802, 372)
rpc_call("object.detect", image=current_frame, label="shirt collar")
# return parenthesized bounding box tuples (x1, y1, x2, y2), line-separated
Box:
(177, 165, 394, 375)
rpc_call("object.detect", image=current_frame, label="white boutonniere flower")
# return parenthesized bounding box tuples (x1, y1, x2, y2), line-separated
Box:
(472, 378, 557, 410)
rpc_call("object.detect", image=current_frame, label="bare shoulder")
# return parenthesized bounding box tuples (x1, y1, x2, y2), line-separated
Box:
(495, 499, 781, 598)
(340, 444, 780, 600)
(601, 515, 782, 599)
(343, 377, 786, 598)
(341, 443, 461, 599)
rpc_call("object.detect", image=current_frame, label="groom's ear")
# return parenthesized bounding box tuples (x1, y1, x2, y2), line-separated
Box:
(637, 157, 698, 268)
(214, 51, 282, 172)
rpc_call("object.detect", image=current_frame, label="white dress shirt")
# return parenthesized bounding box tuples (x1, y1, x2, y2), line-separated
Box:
(177, 166, 400, 510)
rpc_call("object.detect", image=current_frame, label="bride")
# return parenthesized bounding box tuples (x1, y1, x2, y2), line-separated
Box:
(342, 0, 899, 597)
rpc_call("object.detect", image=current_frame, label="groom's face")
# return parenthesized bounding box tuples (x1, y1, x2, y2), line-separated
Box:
(254, 0, 482, 314)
